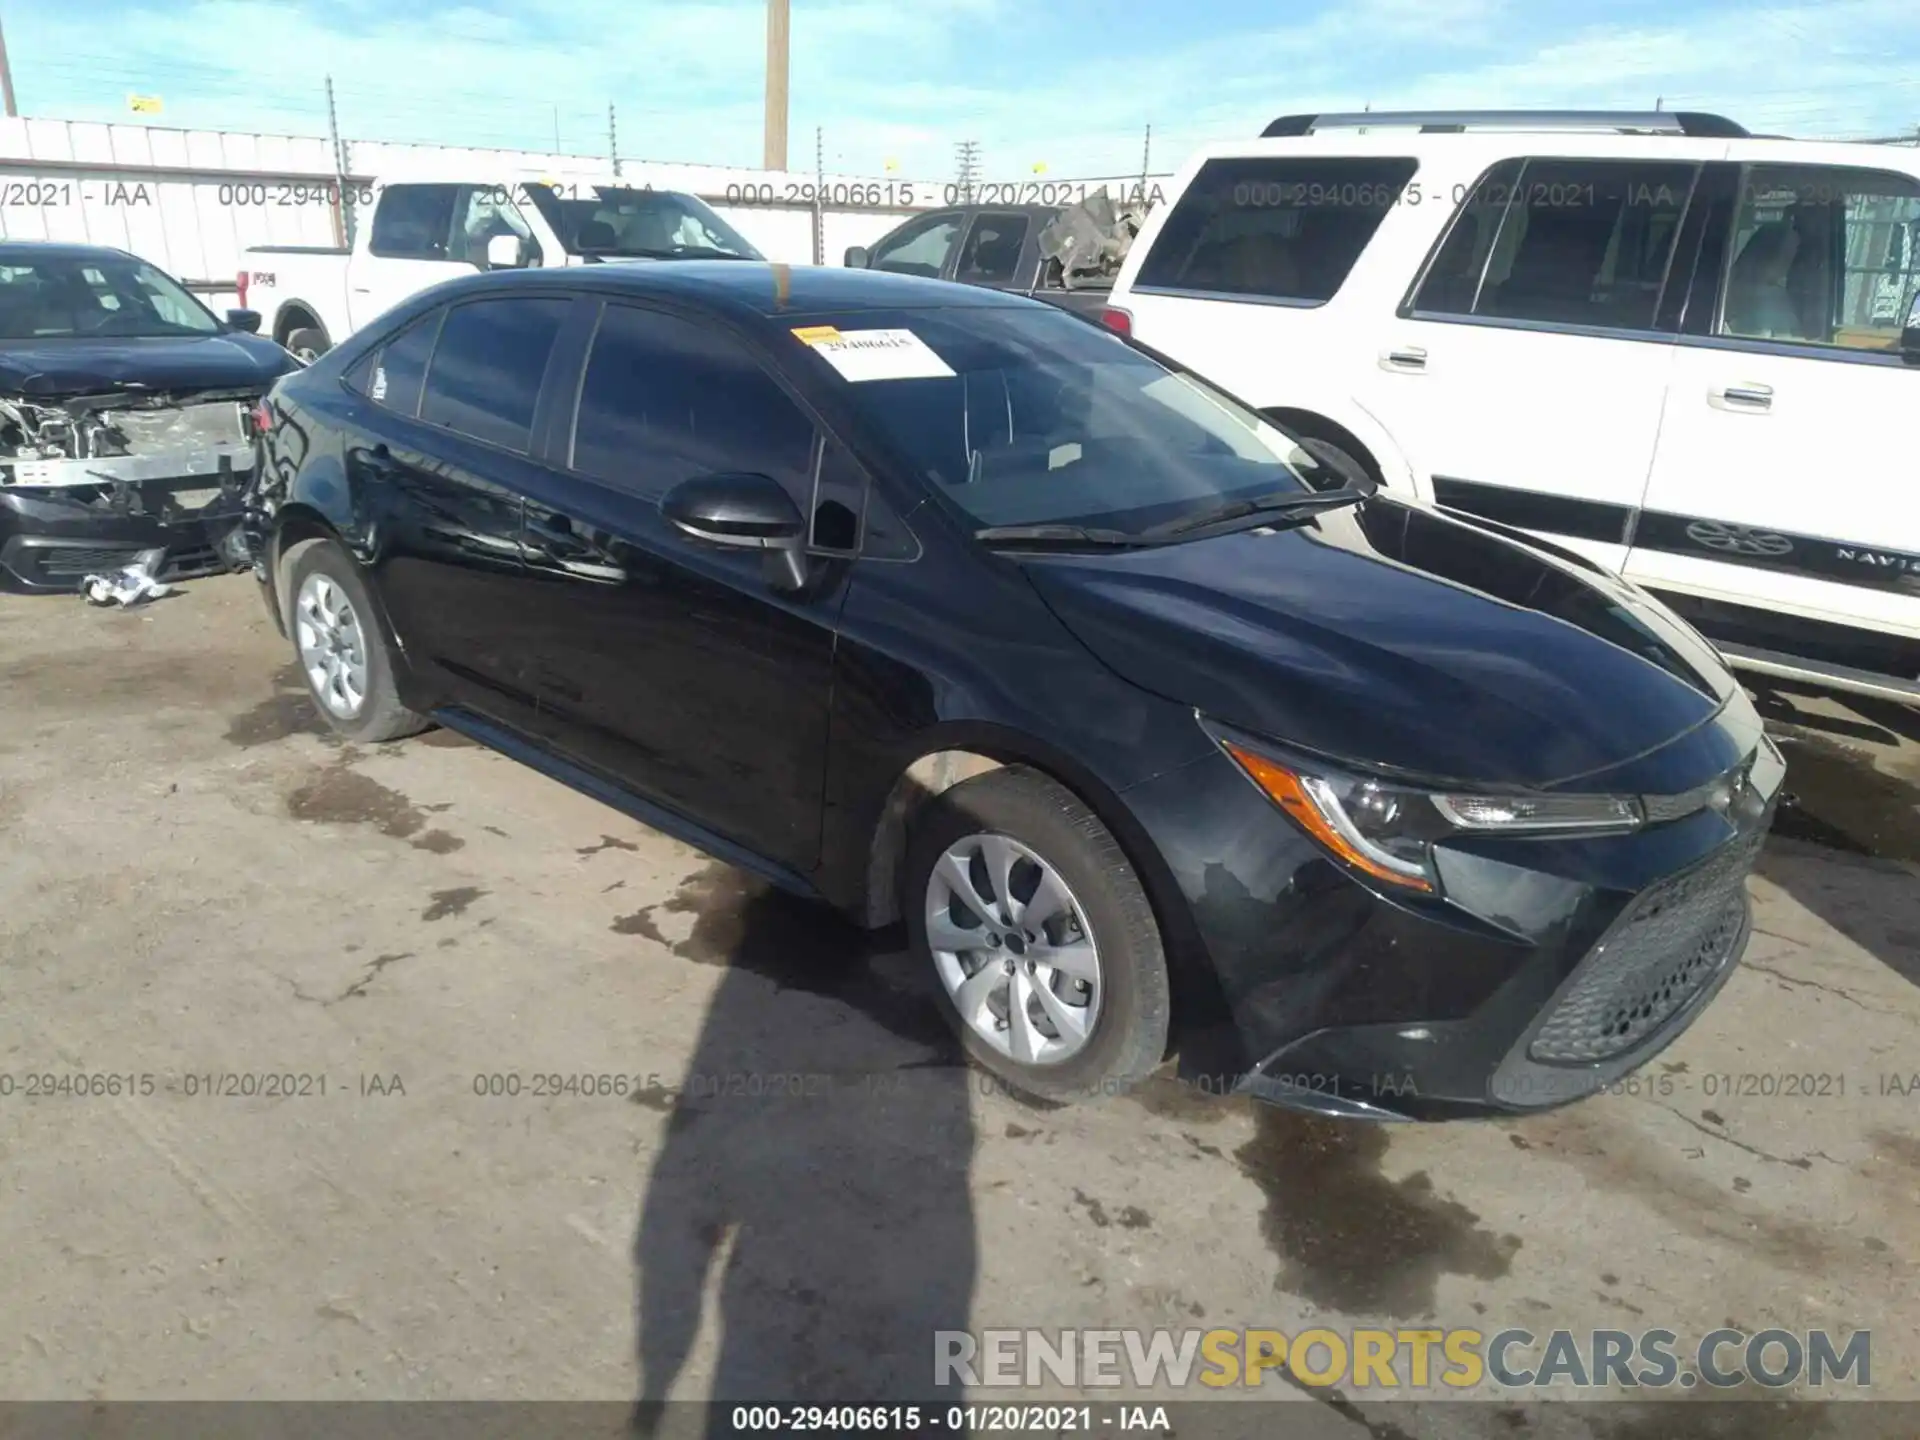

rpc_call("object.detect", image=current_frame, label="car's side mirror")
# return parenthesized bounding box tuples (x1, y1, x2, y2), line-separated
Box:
(226, 308, 262, 333)
(661, 472, 809, 590)
(843, 245, 870, 269)
(1901, 289, 1920, 365)
(485, 233, 528, 270)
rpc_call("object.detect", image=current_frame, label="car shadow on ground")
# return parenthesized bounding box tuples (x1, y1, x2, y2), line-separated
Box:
(1750, 682, 1920, 992)
(630, 862, 977, 1435)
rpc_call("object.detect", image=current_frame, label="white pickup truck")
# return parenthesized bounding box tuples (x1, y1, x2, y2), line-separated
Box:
(240, 175, 767, 361)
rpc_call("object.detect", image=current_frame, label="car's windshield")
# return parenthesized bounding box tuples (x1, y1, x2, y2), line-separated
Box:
(521, 184, 763, 260)
(0, 254, 221, 340)
(801, 306, 1310, 534)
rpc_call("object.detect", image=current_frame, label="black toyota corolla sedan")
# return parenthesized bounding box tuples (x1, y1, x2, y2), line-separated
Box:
(242, 261, 1782, 1119)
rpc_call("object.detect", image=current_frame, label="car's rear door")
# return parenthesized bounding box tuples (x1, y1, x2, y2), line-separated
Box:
(514, 299, 859, 873)
(354, 292, 576, 732)
(1629, 154, 1920, 670)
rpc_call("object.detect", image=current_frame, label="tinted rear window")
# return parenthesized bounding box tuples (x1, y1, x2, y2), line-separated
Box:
(356, 310, 441, 418)
(1135, 156, 1417, 302)
(419, 297, 571, 452)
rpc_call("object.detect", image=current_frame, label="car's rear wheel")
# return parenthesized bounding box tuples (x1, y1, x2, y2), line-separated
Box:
(287, 541, 427, 743)
(906, 766, 1170, 1103)
(284, 326, 329, 365)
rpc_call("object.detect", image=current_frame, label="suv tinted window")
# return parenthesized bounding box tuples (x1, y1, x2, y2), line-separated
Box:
(1409, 159, 1524, 315)
(369, 184, 461, 260)
(355, 309, 442, 418)
(1718, 165, 1920, 352)
(419, 297, 570, 451)
(1436, 159, 1695, 330)
(869, 213, 964, 277)
(572, 303, 818, 508)
(954, 213, 1030, 284)
(1134, 157, 1417, 302)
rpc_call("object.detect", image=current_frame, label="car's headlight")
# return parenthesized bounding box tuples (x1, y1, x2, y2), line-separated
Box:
(1217, 737, 1643, 894)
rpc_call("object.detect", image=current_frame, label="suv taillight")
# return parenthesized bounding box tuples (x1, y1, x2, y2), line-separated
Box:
(236, 270, 249, 310)
(1099, 306, 1132, 338)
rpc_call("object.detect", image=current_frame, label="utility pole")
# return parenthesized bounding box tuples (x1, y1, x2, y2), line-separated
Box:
(812, 124, 825, 264)
(552, 105, 561, 154)
(0, 13, 18, 119)
(764, 0, 790, 170)
(325, 75, 349, 249)
(955, 139, 981, 203)
(1137, 123, 1151, 201)
(608, 103, 621, 176)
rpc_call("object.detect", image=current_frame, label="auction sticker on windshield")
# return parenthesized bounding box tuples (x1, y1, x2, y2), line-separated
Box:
(792, 326, 954, 382)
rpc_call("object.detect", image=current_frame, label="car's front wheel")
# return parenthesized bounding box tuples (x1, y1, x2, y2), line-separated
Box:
(906, 766, 1170, 1103)
(287, 541, 427, 743)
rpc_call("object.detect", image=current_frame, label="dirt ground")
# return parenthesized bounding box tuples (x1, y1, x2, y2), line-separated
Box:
(0, 575, 1915, 1436)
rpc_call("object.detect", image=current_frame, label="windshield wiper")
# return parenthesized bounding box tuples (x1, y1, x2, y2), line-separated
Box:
(972, 522, 1147, 548)
(1141, 485, 1370, 540)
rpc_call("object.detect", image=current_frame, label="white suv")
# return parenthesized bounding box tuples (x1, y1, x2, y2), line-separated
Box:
(1104, 110, 1920, 703)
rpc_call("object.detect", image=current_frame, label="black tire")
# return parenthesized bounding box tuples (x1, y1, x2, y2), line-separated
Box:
(906, 766, 1171, 1103)
(285, 540, 427, 744)
(284, 325, 330, 364)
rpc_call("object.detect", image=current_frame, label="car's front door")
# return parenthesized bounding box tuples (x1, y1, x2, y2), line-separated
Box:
(357, 293, 575, 732)
(1630, 157, 1920, 657)
(1370, 155, 1704, 571)
(515, 300, 859, 872)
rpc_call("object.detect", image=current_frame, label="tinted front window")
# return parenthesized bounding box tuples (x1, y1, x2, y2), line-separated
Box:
(361, 310, 441, 417)
(0, 253, 219, 338)
(1468, 159, 1695, 330)
(419, 297, 570, 451)
(572, 303, 815, 503)
(955, 213, 1031, 284)
(869, 214, 964, 277)
(800, 306, 1310, 535)
(1135, 156, 1416, 302)
(369, 184, 461, 260)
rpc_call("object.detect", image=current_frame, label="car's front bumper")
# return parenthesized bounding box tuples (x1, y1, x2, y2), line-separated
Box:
(1122, 709, 1783, 1121)
(0, 484, 250, 594)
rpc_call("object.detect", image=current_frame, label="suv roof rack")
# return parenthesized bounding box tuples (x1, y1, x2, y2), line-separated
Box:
(1260, 109, 1748, 139)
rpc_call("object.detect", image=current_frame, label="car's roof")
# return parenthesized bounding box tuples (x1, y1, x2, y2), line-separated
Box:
(459, 260, 1040, 318)
(0, 240, 135, 264)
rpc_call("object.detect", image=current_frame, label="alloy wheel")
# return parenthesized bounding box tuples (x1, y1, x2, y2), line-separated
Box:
(294, 572, 369, 719)
(925, 832, 1103, 1066)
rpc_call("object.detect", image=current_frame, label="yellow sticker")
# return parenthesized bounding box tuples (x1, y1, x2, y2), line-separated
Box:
(790, 325, 843, 344)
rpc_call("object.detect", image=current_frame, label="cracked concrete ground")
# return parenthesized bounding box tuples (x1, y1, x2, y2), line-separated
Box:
(0, 578, 1915, 1437)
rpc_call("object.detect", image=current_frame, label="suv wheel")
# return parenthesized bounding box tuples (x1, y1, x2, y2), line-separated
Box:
(284, 326, 330, 365)
(906, 766, 1170, 1103)
(287, 541, 427, 743)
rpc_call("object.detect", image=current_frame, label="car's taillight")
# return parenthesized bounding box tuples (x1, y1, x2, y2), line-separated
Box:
(1099, 305, 1132, 338)
(236, 270, 249, 310)
(249, 400, 273, 436)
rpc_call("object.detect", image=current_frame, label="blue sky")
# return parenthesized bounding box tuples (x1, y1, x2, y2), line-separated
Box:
(7, 0, 1919, 178)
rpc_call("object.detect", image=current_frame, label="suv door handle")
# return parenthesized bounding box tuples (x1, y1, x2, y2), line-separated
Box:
(1380, 346, 1427, 372)
(1712, 383, 1773, 412)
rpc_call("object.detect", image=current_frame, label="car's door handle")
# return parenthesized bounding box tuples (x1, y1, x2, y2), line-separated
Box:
(1380, 346, 1428, 372)
(1712, 383, 1773, 412)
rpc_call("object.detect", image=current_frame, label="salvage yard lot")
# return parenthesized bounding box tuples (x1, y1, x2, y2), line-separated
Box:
(0, 577, 1916, 1433)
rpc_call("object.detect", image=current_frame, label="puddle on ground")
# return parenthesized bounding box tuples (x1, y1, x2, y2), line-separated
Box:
(620, 861, 953, 1053)
(225, 665, 327, 748)
(1235, 1107, 1520, 1318)
(1768, 730, 1920, 865)
(285, 762, 463, 853)
(422, 886, 485, 922)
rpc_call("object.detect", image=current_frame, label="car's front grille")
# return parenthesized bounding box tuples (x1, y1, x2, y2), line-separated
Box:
(36, 545, 146, 578)
(1529, 827, 1764, 1065)
(159, 544, 223, 580)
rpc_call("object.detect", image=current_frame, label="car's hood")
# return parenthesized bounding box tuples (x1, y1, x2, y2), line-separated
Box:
(0, 333, 294, 398)
(1021, 497, 1737, 789)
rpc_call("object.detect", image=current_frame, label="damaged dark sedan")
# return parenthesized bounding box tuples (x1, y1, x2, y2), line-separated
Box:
(0, 241, 297, 593)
